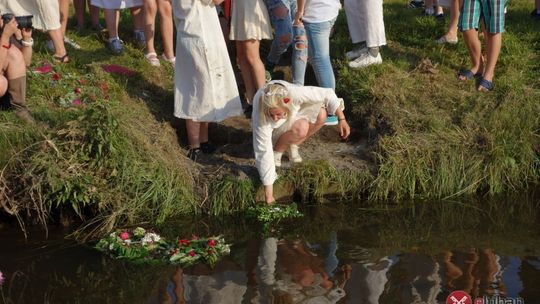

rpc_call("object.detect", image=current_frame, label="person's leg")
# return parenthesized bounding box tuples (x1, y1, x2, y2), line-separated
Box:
(90, 2, 102, 29)
(48, 29, 69, 62)
(303, 20, 335, 89)
(58, 0, 70, 36)
(344, 0, 367, 51)
(457, 0, 483, 79)
(74, 0, 86, 30)
(439, 0, 460, 41)
(3, 48, 34, 123)
(479, 0, 505, 89)
(291, 24, 308, 86)
(131, 6, 146, 46)
(157, 0, 175, 60)
(274, 108, 326, 152)
(236, 40, 266, 102)
(143, 0, 158, 55)
(104, 9, 120, 39)
(264, 0, 294, 69)
(348, 0, 385, 68)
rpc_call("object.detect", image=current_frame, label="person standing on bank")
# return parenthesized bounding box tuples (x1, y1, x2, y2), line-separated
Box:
(172, 0, 243, 161)
(252, 80, 350, 203)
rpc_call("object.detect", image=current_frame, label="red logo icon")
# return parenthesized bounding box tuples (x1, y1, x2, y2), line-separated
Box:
(446, 291, 472, 304)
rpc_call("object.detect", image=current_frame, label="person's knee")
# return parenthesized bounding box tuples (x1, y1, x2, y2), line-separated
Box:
(316, 109, 327, 124)
(0, 76, 8, 96)
(271, 5, 289, 19)
(291, 120, 309, 139)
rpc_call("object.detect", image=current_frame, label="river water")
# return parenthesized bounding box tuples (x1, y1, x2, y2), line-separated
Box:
(1, 196, 539, 304)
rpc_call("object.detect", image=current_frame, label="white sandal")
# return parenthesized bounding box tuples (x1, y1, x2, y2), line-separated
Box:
(162, 54, 176, 66)
(144, 52, 160, 67)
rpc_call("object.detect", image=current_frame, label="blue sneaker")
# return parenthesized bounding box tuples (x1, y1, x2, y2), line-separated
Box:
(325, 115, 338, 126)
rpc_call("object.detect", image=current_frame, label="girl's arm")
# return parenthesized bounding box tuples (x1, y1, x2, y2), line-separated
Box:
(295, 0, 305, 25)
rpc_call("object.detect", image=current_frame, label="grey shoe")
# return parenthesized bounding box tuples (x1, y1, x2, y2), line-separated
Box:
(133, 31, 146, 48)
(64, 36, 81, 49)
(108, 38, 124, 54)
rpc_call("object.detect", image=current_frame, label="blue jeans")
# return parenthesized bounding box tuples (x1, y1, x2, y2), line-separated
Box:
(293, 18, 336, 89)
(264, 0, 297, 68)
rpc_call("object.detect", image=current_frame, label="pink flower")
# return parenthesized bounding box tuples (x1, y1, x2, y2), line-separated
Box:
(52, 73, 61, 81)
(35, 64, 53, 74)
(71, 99, 82, 106)
(189, 250, 196, 257)
(119, 232, 130, 240)
(0, 271, 4, 286)
(101, 64, 137, 77)
(179, 239, 190, 246)
(207, 239, 216, 247)
(74, 87, 82, 94)
(283, 97, 290, 104)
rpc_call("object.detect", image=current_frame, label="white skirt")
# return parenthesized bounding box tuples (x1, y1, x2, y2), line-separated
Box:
(0, 0, 60, 31)
(229, 0, 272, 41)
(90, 0, 143, 9)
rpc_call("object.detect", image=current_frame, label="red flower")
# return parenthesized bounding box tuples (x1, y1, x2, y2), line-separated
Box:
(207, 249, 214, 255)
(119, 231, 130, 240)
(78, 78, 88, 85)
(72, 99, 82, 106)
(207, 239, 216, 247)
(35, 64, 53, 74)
(74, 87, 82, 94)
(189, 250, 196, 257)
(52, 73, 61, 81)
(283, 97, 290, 104)
(179, 239, 190, 246)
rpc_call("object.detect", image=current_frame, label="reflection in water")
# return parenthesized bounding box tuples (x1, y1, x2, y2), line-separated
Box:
(0, 198, 539, 303)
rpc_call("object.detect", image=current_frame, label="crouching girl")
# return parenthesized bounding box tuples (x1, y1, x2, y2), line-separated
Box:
(252, 80, 350, 204)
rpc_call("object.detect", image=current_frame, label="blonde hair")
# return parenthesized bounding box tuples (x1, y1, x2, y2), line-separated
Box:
(259, 83, 292, 123)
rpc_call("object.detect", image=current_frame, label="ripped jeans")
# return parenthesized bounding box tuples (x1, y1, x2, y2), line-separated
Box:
(264, 0, 297, 68)
(293, 18, 336, 89)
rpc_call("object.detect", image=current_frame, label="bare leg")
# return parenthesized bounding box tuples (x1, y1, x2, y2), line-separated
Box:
(130, 6, 145, 32)
(104, 9, 119, 39)
(143, 0, 158, 54)
(158, 0, 175, 59)
(186, 120, 209, 148)
(481, 32, 501, 83)
(236, 39, 266, 102)
(443, 0, 460, 39)
(58, 0, 70, 36)
(459, 29, 483, 79)
(274, 108, 326, 152)
(74, 0, 86, 29)
(48, 28, 68, 61)
(90, 3, 101, 28)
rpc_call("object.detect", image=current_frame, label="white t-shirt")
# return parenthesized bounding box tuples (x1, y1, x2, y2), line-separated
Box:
(302, 0, 341, 23)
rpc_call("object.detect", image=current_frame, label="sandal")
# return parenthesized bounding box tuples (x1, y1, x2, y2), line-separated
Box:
(144, 52, 160, 67)
(457, 69, 481, 81)
(53, 53, 69, 63)
(477, 78, 494, 92)
(436, 35, 458, 44)
(161, 54, 176, 66)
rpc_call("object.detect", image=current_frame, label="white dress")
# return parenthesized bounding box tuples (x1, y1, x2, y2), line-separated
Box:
(229, 0, 272, 41)
(252, 80, 344, 186)
(90, 0, 142, 9)
(172, 0, 243, 122)
(0, 0, 60, 31)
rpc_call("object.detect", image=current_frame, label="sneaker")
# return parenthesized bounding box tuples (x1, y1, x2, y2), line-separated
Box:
(161, 54, 176, 66)
(108, 38, 124, 54)
(345, 47, 368, 61)
(325, 115, 338, 126)
(46, 39, 55, 52)
(144, 52, 161, 67)
(408, 0, 424, 8)
(348, 53, 383, 69)
(64, 36, 81, 49)
(424, 7, 435, 15)
(288, 144, 302, 163)
(200, 141, 216, 154)
(134, 31, 146, 48)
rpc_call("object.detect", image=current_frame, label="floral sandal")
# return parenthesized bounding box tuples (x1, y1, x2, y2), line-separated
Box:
(144, 52, 161, 67)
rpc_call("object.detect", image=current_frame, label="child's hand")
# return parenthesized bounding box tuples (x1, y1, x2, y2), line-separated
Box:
(338, 119, 350, 139)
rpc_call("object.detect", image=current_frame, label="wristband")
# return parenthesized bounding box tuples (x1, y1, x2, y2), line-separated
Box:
(338, 117, 346, 121)
(21, 38, 33, 47)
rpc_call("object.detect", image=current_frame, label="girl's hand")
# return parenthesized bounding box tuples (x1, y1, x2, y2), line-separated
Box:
(293, 11, 303, 26)
(1, 17, 18, 39)
(338, 119, 350, 139)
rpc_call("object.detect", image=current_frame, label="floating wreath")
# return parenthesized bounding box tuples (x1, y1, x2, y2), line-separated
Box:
(95, 227, 230, 267)
(246, 203, 303, 223)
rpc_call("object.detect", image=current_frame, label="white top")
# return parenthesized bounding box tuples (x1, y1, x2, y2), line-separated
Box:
(252, 80, 344, 186)
(172, 0, 243, 121)
(302, 0, 341, 23)
(0, 0, 60, 30)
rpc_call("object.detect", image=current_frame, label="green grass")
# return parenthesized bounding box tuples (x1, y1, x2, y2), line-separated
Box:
(2, 1, 540, 237)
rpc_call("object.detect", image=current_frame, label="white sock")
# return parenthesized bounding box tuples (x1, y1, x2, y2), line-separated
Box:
(274, 151, 283, 166)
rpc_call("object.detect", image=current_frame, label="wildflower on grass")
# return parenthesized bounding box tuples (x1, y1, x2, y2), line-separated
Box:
(52, 73, 61, 81)
(72, 99, 82, 106)
(208, 239, 216, 247)
(34, 64, 52, 74)
(189, 250, 196, 257)
(74, 87, 82, 94)
(179, 239, 190, 246)
(119, 231, 130, 240)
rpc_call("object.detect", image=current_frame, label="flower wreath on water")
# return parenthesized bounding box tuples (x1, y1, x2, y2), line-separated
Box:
(95, 227, 231, 267)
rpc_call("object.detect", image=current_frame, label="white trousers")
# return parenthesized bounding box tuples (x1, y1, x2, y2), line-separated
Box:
(345, 0, 387, 47)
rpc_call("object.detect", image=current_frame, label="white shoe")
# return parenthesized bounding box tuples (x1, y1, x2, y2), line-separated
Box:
(162, 54, 176, 66)
(274, 151, 283, 167)
(345, 47, 367, 61)
(288, 144, 302, 163)
(64, 36, 81, 49)
(144, 52, 161, 67)
(348, 53, 383, 69)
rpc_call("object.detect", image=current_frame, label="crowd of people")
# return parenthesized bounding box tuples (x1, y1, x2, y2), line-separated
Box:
(1, 0, 538, 203)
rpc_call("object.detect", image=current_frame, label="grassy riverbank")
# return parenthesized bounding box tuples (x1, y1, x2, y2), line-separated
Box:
(1, 0, 539, 237)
